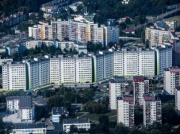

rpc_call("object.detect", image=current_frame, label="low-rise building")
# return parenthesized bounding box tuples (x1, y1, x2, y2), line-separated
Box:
(63, 118, 91, 133)
(52, 107, 69, 123)
(11, 123, 46, 134)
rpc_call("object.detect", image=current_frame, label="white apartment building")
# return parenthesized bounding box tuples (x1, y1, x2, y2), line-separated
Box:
(117, 96, 134, 127)
(175, 86, 180, 115)
(133, 76, 149, 106)
(163, 67, 180, 95)
(92, 53, 104, 82)
(113, 48, 155, 77)
(104, 26, 119, 46)
(50, 55, 92, 84)
(92, 50, 113, 82)
(18, 96, 35, 122)
(0, 58, 13, 66)
(11, 123, 46, 134)
(109, 78, 128, 110)
(143, 95, 162, 127)
(26, 56, 50, 90)
(2, 61, 26, 91)
(28, 25, 41, 39)
(6, 96, 20, 113)
(145, 27, 171, 47)
(63, 118, 91, 133)
(29, 19, 118, 46)
(6, 96, 35, 122)
(152, 46, 172, 75)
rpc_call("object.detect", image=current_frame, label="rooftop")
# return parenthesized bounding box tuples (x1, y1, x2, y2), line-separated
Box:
(13, 123, 46, 129)
(63, 118, 90, 124)
(6, 96, 33, 109)
(109, 77, 126, 83)
(19, 96, 32, 109)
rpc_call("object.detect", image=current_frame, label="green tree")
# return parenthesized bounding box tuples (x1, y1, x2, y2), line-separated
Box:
(116, 123, 130, 134)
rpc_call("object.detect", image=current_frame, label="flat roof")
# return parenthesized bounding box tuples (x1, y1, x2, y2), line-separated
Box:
(13, 123, 46, 129)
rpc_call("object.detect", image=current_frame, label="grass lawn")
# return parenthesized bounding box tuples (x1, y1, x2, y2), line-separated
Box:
(81, 110, 117, 122)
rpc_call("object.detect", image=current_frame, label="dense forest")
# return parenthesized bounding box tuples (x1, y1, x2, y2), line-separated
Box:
(0, 0, 51, 17)
(82, 0, 180, 23)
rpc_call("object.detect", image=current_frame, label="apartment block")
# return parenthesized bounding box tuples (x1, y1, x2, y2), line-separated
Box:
(117, 96, 134, 127)
(113, 48, 155, 77)
(143, 94, 162, 127)
(163, 67, 180, 95)
(133, 76, 149, 106)
(50, 55, 92, 84)
(145, 27, 171, 46)
(26, 56, 50, 90)
(109, 77, 128, 110)
(152, 46, 172, 75)
(6, 96, 35, 122)
(28, 19, 119, 46)
(2, 61, 26, 91)
(92, 50, 113, 82)
(175, 86, 180, 115)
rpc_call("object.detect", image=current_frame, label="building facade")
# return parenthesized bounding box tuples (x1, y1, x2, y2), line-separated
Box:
(152, 46, 172, 75)
(2, 61, 26, 91)
(175, 86, 180, 115)
(163, 67, 180, 95)
(133, 76, 149, 106)
(109, 78, 128, 110)
(143, 95, 162, 127)
(145, 27, 171, 47)
(63, 118, 91, 133)
(117, 96, 134, 127)
(11, 123, 46, 134)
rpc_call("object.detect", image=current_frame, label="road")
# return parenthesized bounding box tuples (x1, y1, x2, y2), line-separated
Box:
(124, 6, 180, 33)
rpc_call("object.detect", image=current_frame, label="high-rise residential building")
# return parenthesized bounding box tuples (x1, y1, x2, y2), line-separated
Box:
(2, 61, 26, 91)
(50, 55, 92, 84)
(163, 67, 180, 95)
(109, 77, 128, 110)
(175, 86, 180, 115)
(117, 96, 134, 127)
(92, 50, 113, 82)
(133, 76, 149, 106)
(173, 41, 180, 67)
(26, 56, 50, 90)
(104, 26, 119, 46)
(145, 27, 171, 47)
(28, 19, 118, 46)
(143, 94, 162, 127)
(113, 48, 155, 77)
(28, 25, 41, 39)
(152, 46, 172, 75)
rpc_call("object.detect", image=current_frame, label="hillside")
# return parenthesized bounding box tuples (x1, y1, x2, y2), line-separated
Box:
(0, 0, 51, 17)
